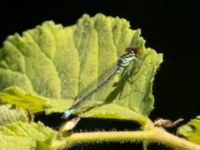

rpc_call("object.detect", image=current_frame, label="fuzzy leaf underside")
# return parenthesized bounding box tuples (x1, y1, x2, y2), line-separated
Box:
(0, 105, 57, 150)
(0, 14, 163, 123)
(0, 121, 57, 150)
(0, 104, 28, 126)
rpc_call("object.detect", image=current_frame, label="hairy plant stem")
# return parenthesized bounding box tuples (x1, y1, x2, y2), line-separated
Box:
(52, 127, 200, 150)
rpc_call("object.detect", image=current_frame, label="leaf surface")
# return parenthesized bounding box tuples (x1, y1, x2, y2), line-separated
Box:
(0, 105, 57, 150)
(0, 14, 163, 124)
(177, 116, 200, 144)
(0, 104, 28, 126)
(0, 87, 73, 114)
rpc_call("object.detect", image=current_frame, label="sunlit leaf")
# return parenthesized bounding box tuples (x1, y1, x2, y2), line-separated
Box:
(0, 104, 28, 126)
(0, 14, 162, 125)
(0, 86, 73, 114)
(0, 121, 57, 150)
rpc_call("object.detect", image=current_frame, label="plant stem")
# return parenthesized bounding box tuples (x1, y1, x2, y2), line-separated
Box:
(143, 141, 149, 150)
(52, 127, 200, 150)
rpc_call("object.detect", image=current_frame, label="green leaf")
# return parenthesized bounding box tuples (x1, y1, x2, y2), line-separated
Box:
(0, 104, 28, 126)
(0, 104, 61, 150)
(79, 103, 148, 125)
(0, 86, 73, 114)
(0, 21, 79, 99)
(0, 13, 163, 125)
(0, 135, 35, 150)
(0, 121, 57, 150)
(177, 116, 200, 144)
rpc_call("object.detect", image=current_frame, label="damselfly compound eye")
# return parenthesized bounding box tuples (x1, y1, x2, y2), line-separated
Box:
(125, 47, 140, 54)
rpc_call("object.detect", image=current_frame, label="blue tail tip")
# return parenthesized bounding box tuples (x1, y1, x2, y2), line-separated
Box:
(61, 108, 74, 119)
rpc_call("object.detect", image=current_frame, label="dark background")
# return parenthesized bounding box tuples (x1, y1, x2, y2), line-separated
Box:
(0, 0, 199, 150)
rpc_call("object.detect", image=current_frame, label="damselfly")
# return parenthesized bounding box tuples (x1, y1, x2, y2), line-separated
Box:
(61, 47, 141, 119)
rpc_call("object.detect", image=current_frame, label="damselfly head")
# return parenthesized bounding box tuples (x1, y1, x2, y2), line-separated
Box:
(125, 47, 141, 54)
